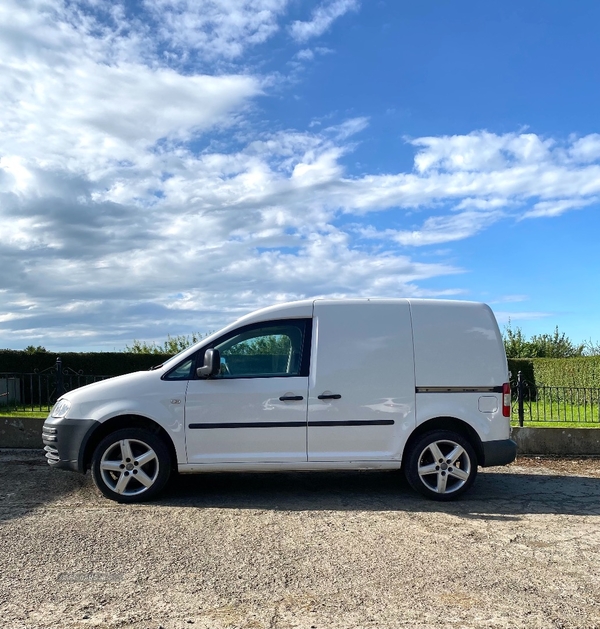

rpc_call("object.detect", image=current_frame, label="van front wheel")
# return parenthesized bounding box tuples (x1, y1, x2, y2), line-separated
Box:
(91, 428, 171, 503)
(404, 430, 477, 501)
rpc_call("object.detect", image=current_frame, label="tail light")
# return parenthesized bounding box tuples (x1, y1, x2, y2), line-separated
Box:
(502, 382, 511, 417)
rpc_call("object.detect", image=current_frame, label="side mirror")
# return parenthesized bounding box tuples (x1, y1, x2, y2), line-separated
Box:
(197, 348, 221, 378)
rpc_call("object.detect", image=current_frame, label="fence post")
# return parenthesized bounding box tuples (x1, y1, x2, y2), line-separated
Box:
(56, 356, 64, 400)
(517, 370, 524, 427)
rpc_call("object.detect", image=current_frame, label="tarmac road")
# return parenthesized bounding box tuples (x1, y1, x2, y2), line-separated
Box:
(1, 450, 599, 629)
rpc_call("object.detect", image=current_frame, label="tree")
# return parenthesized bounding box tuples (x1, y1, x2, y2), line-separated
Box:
(529, 328, 584, 358)
(125, 333, 206, 355)
(24, 345, 47, 354)
(503, 321, 585, 358)
(503, 322, 530, 359)
(221, 334, 291, 357)
(584, 339, 600, 356)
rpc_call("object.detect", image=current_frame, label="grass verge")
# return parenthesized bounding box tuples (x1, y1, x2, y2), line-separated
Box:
(0, 409, 49, 418)
(512, 401, 600, 426)
(3, 408, 600, 426)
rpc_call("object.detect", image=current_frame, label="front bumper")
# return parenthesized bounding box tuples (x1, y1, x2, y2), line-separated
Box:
(481, 438, 518, 467)
(42, 417, 99, 472)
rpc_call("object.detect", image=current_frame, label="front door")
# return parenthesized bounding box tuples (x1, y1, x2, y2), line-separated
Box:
(185, 319, 311, 463)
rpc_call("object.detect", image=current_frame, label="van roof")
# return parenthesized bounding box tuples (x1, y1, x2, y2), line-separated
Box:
(235, 297, 487, 327)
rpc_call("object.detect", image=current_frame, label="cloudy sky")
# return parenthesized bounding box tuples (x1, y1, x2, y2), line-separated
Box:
(2, 0, 600, 351)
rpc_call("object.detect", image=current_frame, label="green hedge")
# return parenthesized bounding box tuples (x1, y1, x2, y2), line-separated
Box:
(0, 351, 174, 376)
(529, 357, 600, 388)
(3, 351, 600, 387)
(507, 359, 535, 384)
(508, 357, 600, 388)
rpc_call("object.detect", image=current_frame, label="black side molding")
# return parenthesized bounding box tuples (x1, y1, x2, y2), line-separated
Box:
(188, 419, 395, 429)
(309, 419, 394, 427)
(416, 386, 504, 393)
(189, 421, 306, 429)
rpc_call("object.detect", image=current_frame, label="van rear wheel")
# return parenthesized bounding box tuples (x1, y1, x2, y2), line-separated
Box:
(91, 428, 171, 503)
(404, 430, 477, 501)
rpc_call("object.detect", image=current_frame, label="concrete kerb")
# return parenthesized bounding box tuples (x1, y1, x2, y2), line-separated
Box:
(1, 416, 600, 455)
(511, 426, 600, 456)
(1, 416, 46, 449)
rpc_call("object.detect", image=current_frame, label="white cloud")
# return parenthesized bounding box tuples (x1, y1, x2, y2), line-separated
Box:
(325, 117, 369, 141)
(2, 61, 259, 164)
(3, 119, 600, 347)
(359, 210, 504, 247)
(293, 46, 334, 62)
(489, 295, 529, 304)
(493, 311, 552, 324)
(289, 0, 359, 42)
(522, 197, 599, 219)
(569, 134, 600, 163)
(411, 131, 555, 173)
(0, 0, 262, 184)
(392, 210, 503, 246)
(455, 197, 513, 210)
(295, 48, 315, 61)
(143, 0, 289, 61)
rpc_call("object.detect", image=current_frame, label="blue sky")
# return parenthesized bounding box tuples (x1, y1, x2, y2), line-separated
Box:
(1, 0, 599, 351)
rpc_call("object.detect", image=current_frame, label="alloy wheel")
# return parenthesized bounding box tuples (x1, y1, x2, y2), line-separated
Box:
(99, 438, 160, 497)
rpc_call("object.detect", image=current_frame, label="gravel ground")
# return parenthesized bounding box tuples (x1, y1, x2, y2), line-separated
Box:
(1, 450, 600, 629)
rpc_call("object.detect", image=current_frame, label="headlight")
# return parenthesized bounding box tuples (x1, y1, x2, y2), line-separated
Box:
(51, 399, 71, 418)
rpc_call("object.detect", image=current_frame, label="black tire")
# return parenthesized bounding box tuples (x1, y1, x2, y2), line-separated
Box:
(91, 428, 171, 503)
(404, 430, 478, 501)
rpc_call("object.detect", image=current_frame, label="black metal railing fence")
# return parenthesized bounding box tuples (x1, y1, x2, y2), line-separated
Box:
(512, 371, 600, 425)
(0, 357, 110, 413)
(2, 360, 600, 424)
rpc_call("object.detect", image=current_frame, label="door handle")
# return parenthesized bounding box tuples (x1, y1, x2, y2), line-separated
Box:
(279, 395, 304, 401)
(317, 393, 342, 400)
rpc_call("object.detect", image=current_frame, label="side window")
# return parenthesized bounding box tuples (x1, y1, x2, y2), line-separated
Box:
(213, 320, 310, 378)
(163, 358, 195, 380)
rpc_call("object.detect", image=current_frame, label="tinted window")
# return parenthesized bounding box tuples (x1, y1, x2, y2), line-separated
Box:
(214, 320, 310, 378)
(163, 358, 194, 380)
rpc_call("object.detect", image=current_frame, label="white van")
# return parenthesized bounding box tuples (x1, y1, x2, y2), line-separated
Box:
(42, 299, 516, 502)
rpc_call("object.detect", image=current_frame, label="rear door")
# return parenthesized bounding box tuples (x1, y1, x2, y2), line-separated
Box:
(307, 300, 415, 461)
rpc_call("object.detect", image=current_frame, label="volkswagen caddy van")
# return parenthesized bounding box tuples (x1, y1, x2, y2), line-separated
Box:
(42, 299, 517, 502)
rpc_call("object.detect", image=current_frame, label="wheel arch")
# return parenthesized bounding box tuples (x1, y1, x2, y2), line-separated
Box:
(81, 414, 178, 473)
(403, 416, 484, 468)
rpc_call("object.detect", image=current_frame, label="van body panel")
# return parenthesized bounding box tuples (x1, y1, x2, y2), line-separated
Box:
(409, 299, 508, 388)
(177, 460, 401, 473)
(184, 377, 309, 463)
(307, 300, 415, 461)
(226, 300, 314, 329)
(415, 392, 511, 442)
(52, 370, 188, 464)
